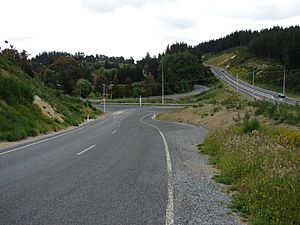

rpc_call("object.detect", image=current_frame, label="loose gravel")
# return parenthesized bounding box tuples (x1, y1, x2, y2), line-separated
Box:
(152, 119, 244, 225)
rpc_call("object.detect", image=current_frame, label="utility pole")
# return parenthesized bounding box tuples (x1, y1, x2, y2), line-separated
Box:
(277, 65, 286, 96)
(161, 60, 164, 105)
(283, 66, 286, 96)
(236, 74, 239, 92)
(103, 84, 106, 113)
(252, 67, 255, 86)
(252, 68, 255, 100)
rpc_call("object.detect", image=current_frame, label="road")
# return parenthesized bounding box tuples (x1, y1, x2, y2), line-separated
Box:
(159, 85, 209, 100)
(210, 66, 300, 105)
(88, 85, 208, 107)
(0, 106, 241, 225)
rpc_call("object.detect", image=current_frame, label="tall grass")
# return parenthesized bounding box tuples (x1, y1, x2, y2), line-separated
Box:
(200, 126, 300, 225)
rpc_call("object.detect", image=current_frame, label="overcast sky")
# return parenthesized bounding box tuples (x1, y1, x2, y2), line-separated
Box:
(1, 0, 299, 60)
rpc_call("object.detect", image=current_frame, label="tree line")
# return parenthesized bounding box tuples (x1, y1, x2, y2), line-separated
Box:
(197, 26, 300, 69)
(1, 42, 213, 99)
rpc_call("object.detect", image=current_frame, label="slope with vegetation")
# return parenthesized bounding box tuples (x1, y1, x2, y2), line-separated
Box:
(0, 51, 100, 142)
(204, 46, 300, 97)
(157, 80, 300, 225)
(200, 26, 300, 96)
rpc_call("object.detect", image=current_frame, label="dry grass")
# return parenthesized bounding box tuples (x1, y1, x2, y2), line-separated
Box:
(33, 95, 64, 122)
(205, 52, 237, 67)
(157, 104, 244, 131)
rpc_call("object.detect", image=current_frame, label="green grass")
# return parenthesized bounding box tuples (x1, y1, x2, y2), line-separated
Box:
(0, 54, 101, 141)
(200, 125, 300, 225)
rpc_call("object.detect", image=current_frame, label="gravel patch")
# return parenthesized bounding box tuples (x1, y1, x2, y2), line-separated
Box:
(158, 122, 243, 225)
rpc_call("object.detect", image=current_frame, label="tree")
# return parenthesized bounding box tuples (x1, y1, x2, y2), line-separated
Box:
(73, 79, 92, 98)
(144, 73, 157, 96)
(113, 74, 119, 85)
(48, 56, 81, 93)
(42, 68, 59, 89)
(92, 71, 107, 93)
(160, 52, 202, 94)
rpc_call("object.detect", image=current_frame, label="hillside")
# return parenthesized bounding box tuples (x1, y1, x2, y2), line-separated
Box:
(204, 47, 300, 98)
(0, 54, 101, 142)
(157, 80, 300, 225)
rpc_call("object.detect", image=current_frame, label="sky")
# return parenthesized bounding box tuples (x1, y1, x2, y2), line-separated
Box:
(0, 0, 299, 60)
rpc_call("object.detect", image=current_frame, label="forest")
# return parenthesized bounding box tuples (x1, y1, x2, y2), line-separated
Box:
(197, 26, 300, 69)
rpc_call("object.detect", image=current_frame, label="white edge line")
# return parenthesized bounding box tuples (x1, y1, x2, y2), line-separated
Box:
(76, 145, 96, 156)
(0, 125, 88, 156)
(140, 113, 174, 225)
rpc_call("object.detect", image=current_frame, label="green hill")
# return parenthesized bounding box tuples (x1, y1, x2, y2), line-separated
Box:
(0, 54, 101, 142)
(204, 47, 300, 98)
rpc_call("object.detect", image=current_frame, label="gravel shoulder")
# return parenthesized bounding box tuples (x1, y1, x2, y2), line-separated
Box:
(148, 118, 244, 225)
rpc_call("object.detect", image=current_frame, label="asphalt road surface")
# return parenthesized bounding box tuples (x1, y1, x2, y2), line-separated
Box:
(210, 66, 300, 105)
(0, 106, 241, 225)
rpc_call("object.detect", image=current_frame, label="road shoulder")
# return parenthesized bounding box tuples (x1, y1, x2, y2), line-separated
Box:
(148, 118, 244, 224)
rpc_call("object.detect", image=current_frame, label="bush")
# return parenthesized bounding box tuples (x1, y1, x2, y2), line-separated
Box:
(242, 114, 261, 133)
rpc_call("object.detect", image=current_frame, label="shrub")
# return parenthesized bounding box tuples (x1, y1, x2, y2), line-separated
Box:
(242, 114, 261, 133)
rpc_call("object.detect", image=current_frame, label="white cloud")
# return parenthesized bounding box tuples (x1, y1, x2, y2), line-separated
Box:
(81, 0, 176, 13)
(0, 0, 299, 59)
(197, 0, 300, 20)
(161, 17, 197, 30)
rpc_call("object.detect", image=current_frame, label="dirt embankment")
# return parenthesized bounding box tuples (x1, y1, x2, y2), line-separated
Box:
(157, 105, 244, 131)
(33, 95, 64, 122)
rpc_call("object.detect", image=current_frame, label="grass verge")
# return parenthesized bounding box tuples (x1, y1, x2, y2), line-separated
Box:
(199, 123, 299, 225)
(158, 80, 300, 225)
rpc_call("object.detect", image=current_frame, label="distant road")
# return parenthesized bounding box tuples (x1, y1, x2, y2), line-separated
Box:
(89, 85, 208, 106)
(210, 66, 300, 105)
(163, 85, 208, 99)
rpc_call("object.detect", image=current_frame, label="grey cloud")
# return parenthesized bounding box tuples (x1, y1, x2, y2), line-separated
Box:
(212, 0, 300, 21)
(82, 0, 177, 13)
(161, 17, 196, 30)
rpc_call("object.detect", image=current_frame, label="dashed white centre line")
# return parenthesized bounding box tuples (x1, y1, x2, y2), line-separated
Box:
(112, 130, 117, 134)
(76, 145, 96, 156)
